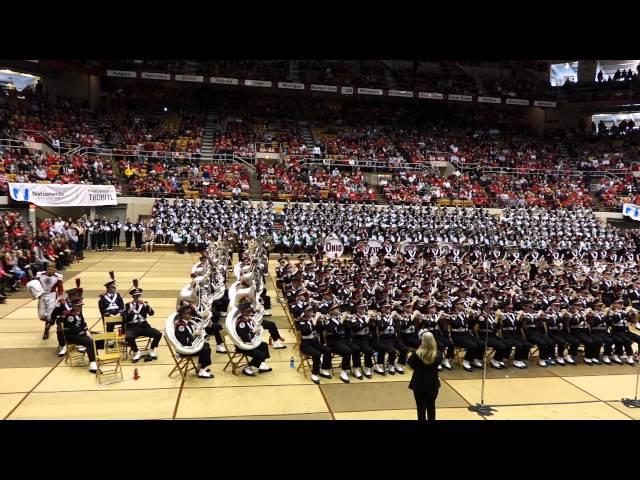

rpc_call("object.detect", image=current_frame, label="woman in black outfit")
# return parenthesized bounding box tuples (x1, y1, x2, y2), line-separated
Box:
(408, 331, 442, 421)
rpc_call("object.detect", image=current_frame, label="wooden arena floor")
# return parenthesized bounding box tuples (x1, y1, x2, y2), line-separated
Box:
(1, 250, 639, 420)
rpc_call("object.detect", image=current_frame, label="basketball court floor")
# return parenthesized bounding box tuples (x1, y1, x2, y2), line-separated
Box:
(0, 250, 639, 420)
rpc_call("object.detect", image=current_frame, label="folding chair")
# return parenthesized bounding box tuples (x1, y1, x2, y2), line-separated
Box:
(222, 336, 250, 375)
(102, 316, 128, 359)
(92, 332, 123, 384)
(294, 330, 313, 378)
(63, 332, 88, 367)
(166, 338, 198, 380)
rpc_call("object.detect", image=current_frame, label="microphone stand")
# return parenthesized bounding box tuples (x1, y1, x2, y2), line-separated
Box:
(468, 317, 497, 416)
(469, 260, 495, 416)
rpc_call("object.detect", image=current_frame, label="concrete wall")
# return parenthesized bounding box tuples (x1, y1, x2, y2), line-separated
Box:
(544, 107, 591, 131)
(41, 71, 100, 107)
(524, 106, 546, 133)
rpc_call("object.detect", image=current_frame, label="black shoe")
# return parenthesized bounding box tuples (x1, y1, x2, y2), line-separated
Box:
(143, 355, 153, 362)
(42, 329, 50, 340)
(319, 372, 332, 379)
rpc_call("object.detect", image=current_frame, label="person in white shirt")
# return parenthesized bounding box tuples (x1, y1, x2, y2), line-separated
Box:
(35, 166, 48, 180)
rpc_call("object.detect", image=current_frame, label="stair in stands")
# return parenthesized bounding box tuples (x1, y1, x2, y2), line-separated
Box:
(299, 122, 316, 150)
(248, 169, 263, 200)
(201, 113, 218, 162)
(84, 110, 105, 145)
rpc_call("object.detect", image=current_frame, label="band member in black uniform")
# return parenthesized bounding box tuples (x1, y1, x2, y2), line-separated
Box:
(587, 302, 614, 365)
(98, 272, 125, 340)
(174, 304, 213, 378)
(449, 300, 484, 371)
(295, 306, 332, 384)
(124, 219, 133, 250)
(52, 281, 83, 357)
(346, 302, 374, 379)
(477, 301, 508, 369)
(608, 299, 638, 365)
(394, 303, 421, 368)
(124, 280, 162, 363)
(114, 217, 122, 247)
(372, 303, 401, 375)
(134, 223, 144, 251)
(544, 301, 573, 365)
(498, 303, 531, 369)
(418, 302, 454, 370)
(235, 302, 273, 377)
(89, 220, 98, 252)
(567, 303, 602, 365)
(520, 301, 556, 367)
(322, 304, 360, 383)
(178, 300, 227, 353)
(105, 220, 114, 251)
(96, 220, 105, 251)
(60, 298, 98, 373)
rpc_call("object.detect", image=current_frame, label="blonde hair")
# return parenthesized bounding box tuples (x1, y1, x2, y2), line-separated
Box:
(416, 331, 437, 365)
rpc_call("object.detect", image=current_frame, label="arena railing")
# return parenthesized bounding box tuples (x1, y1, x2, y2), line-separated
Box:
(294, 156, 435, 173)
(18, 129, 81, 155)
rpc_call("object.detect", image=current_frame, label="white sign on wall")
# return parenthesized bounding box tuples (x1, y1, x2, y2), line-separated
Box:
(419, 92, 444, 100)
(106, 70, 137, 79)
(311, 84, 338, 92)
(141, 72, 171, 80)
(211, 77, 239, 85)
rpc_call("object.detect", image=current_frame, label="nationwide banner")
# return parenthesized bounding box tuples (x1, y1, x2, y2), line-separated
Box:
(8, 183, 118, 206)
(623, 203, 640, 221)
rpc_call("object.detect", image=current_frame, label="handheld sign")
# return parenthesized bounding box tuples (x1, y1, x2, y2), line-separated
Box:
(324, 237, 344, 259)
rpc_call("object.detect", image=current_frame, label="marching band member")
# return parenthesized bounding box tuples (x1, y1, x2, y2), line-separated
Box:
(567, 302, 602, 365)
(322, 304, 360, 382)
(520, 301, 556, 367)
(346, 302, 375, 379)
(179, 300, 227, 353)
(418, 302, 454, 370)
(372, 303, 403, 374)
(124, 280, 162, 362)
(38, 262, 64, 340)
(587, 302, 614, 365)
(608, 299, 637, 365)
(59, 298, 98, 373)
(500, 303, 531, 369)
(295, 306, 332, 384)
(477, 301, 507, 369)
(134, 222, 144, 251)
(51, 279, 83, 357)
(98, 272, 125, 341)
(449, 300, 484, 371)
(235, 301, 273, 376)
(124, 218, 133, 250)
(174, 304, 213, 378)
(542, 300, 571, 365)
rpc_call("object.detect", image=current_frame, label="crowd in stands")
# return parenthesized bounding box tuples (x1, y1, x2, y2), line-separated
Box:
(1, 89, 99, 148)
(256, 158, 376, 202)
(0, 212, 87, 303)
(0, 147, 118, 195)
(380, 170, 592, 208)
(95, 87, 205, 153)
(120, 157, 250, 198)
(595, 176, 640, 210)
